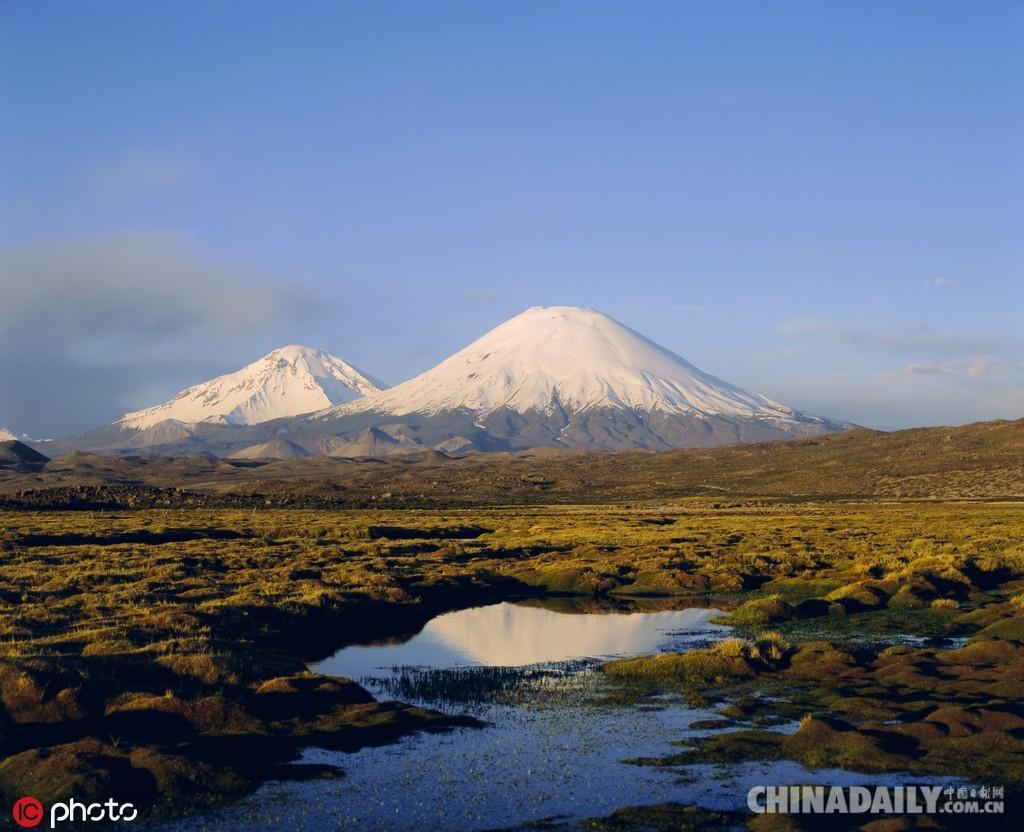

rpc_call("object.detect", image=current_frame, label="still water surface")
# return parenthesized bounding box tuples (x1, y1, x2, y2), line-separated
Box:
(315, 600, 724, 677)
(160, 600, 939, 831)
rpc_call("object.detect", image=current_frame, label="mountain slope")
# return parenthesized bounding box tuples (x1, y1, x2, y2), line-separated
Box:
(228, 439, 312, 461)
(330, 306, 809, 421)
(299, 306, 845, 452)
(0, 440, 49, 469)
(0, 428, 16, 442)
(118, 345, 383, 429)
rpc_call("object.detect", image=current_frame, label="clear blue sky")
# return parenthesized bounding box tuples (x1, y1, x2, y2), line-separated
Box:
(2, 1, 1021, 435)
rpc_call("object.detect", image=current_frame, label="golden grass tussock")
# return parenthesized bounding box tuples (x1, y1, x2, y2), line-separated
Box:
(603, 632, 795, 686)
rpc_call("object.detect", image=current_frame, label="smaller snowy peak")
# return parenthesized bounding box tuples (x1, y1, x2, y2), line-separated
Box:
(118, 345, 383, 429)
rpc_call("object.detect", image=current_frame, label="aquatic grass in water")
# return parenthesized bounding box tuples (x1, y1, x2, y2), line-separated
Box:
(361, 659, 603, 711)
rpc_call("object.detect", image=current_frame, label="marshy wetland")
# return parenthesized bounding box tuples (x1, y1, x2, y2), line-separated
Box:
(1, 500, 1023, 829)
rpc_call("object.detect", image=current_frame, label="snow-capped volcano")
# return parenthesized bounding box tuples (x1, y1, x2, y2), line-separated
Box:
(117, 345, 383, 430)
(0, 427, 17, 442)
(330, 306, 812, 424)
(300, 306, 844, 453)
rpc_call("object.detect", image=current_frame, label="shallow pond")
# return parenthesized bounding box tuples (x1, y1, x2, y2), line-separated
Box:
(160, 600, 944, 831)
(315, 599, 727, 681)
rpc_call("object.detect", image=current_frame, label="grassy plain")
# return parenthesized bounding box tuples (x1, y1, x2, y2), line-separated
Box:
(0, 499, 1023, 826)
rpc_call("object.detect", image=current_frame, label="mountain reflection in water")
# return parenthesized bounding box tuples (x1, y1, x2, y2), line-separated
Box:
(313, 601, 725, 681)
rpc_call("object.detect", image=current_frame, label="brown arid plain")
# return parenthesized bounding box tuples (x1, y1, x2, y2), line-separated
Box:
(0, 419, 1023, 830)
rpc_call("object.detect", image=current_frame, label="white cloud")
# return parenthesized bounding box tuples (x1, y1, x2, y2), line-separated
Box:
(882, 357, 1024, 380)
(0, 232, 284, 342)
(768, 371, 1024, 431)
(777, 318, 1009, 357)
(0, 233, 317, 435)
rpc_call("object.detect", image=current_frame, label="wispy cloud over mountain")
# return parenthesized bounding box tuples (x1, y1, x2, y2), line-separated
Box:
(778, 318, 1013, 358)
(1, 232, 281, 343)
(885, 358, 1024, 380)
(0, 233, 315, 435)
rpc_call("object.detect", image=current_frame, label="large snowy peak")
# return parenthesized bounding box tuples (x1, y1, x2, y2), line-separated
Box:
(118, 345, 383, 429)
(331, 306, 808, 424)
